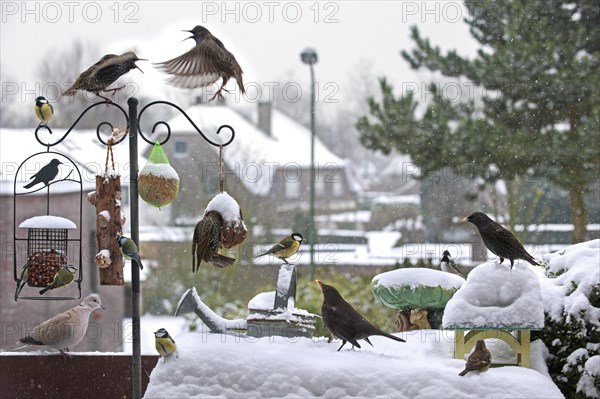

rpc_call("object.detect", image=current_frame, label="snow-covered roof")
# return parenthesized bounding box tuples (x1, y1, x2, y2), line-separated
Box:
(0, 128, 147, 195)
(160, 104, 346, 195)
(442, 262, 545, 329)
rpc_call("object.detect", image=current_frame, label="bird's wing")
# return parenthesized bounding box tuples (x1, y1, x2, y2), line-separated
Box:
(32, 310, 76, 345)
(64, 54, 118, 93)
(192, 219, 213, 271)
(466, 349, 492, 369)
(257, 238, 295, 257)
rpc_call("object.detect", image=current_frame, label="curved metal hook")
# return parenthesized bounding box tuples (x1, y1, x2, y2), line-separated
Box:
(137, 100, 235, 147)
(34, 101, 129, 147)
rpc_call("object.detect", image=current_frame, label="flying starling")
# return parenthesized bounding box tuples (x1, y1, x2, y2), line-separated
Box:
(459, 339, 492, 376)
(23, 158, 62, 189)
(459, 211, 540, 269)
(192, 210, 236, 272)
(316, 280, 406, 351)
(63, 52, 145, 102)
(34, 96, 53, 126)
(255, 233, 303, 265)
(155, 25, 245, 101)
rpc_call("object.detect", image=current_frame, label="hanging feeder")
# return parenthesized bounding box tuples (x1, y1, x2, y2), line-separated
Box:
(139, 141, 180, 209)
(86, 135, 126, 285)
(19, 216, 76, 287)
(13, 151, 83, 301)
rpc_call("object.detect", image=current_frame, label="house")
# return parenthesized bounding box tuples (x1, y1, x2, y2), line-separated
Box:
(141, 101, 362, 231)
(0, 127, 134, 352)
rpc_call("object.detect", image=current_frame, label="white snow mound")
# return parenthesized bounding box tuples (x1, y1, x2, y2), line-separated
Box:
(443, 262, 545, 329)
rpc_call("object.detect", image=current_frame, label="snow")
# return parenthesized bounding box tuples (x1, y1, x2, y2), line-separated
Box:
(373, 268, 465, 291)
(248, 291, 277, 311)
(443, 262, 545, 329)
(98, 249, 110, 258)
(98, 210, 110, 221)
(178, 287, 247, 332)
(204, 191, 243, 223)
(538, 239, 600, 325)
(18, 215, 76, 229)
(577, 355, 599, 398)
(143, 330, 564, 399)
(247, 291, 313, 323)
(139, 162, 180, 180)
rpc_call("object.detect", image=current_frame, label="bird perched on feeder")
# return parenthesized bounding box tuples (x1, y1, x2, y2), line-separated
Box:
(34, 96, 53, 126)
(14, 294, 104, 357)
(39, 265, 77, 295)
(14, 264, 29, 301)
(154, 328, 178, 362)
(116, 234, 144, 270)
(155, 25, 245, 101)
(440, 250, 463, 276)
(255, 233, 303, 265)
(459, 339, 492, 376)
(459, 212, 540, 269)
(23, 158, 63, 189)
(192, 210, 235, 272)
(62, 52, 145, 102)
(316, 280, 406, 351)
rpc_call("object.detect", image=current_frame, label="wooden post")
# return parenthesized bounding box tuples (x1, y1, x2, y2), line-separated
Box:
(87, 175, 125, 285)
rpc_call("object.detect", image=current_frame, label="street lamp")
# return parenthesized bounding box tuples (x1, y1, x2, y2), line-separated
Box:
(300, 47, 317, 280)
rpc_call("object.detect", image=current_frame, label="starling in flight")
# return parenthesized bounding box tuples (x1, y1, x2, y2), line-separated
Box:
(63, 52, 145, 102)
(155, 25, 245, 101)
(255, 233, 303, 265)
(34, 96, 53, 126)
(317, 280, 406, 351)
(23, 158, 62, 189)
(459, 339, 492, 376)
(192, 210, 236, 272)
(459, 211, 540, 269)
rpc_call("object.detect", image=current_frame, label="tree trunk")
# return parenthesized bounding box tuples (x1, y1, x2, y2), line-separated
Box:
(569, 185, 588, 243)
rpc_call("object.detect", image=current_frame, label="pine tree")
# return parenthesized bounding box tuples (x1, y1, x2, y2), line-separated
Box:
(357, 0, 599, 243)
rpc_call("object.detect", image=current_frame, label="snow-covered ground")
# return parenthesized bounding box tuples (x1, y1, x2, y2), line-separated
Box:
(143, 330, 563, 399)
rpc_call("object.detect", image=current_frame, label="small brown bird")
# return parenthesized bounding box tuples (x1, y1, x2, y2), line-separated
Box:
(459, 339, 492, 376)
(459, 211, 540, 269)
(63, 52, 145, 102)
(317, 280, 406, 351)
(192, 210, 235, 272)
(155, 25, 245, 101)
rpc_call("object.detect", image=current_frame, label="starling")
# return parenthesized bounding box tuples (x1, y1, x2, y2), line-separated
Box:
(316, 280, 406, 351)
(459, 211, 540, 269)
(155, 25, 245, 101)
(34, 96, 53, 126)
(116, 235, 144, 270)
(255, 233, 303, 264)
(459, 339, 492, 376)
(23, 158, 62, 189)
(440, 250, 463, 276)
(192, 210, 235, 272)
(63, 52, 145, 102)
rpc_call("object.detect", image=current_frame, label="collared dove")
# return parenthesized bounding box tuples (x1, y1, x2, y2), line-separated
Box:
(15, 294, 104, 357)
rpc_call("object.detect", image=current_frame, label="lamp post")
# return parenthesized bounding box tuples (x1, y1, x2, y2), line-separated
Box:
(300, 48, 317, 280)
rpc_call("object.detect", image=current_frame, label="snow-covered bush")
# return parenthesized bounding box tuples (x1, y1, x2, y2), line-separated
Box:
(535, 240, 600, 399)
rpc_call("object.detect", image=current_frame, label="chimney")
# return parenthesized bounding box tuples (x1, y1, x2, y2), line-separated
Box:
(258, 102, 272, 136)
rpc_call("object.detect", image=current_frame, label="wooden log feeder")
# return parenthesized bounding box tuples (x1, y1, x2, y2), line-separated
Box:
(87, 173, 126, 285)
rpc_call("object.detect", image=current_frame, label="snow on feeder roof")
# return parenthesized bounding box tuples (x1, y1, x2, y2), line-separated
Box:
(372, 268, 465, 309)
(442, 262, 545, 329)
(19, 215, 76, 229)
(205, 191, 244, 224)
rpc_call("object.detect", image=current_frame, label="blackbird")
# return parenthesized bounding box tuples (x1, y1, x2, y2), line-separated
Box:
(155, 25, 245, 101)
(316, 280, 406, 351)
(459, 211, 540, 269)
(63, 52, 145, 102)
(23, 158, 62, 189)
(459, 339, 492, 376)
(192, 210, 235, 272)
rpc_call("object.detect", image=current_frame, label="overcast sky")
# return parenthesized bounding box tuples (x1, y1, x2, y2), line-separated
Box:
(1, 1, 478, 113)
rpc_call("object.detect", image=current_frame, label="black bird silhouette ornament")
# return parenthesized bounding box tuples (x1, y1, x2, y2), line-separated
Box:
(24, 159, 62, 189)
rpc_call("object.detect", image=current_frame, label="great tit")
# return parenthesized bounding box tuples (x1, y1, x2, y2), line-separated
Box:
(255, 233, 303, 264)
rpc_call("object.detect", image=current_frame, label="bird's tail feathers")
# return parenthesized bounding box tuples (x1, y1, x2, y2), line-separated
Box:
(458, 365, 478, 376)
(39, 286, 52, 295)
(207, 254, 235, 268)
(18, 336, 45, 346)
(62, 88, 77, 97)
(378, 331, 406, 343)
(525, 254, 540, 266)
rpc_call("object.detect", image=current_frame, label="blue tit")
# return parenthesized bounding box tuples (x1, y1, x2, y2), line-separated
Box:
(34, 96, 53, 126)
(255, 233, 303, 264)
(154, 328, 178, 362)
(39, 265, 77, 295)
(116, 234, 144, 269)
(14, 264, 29, 301)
